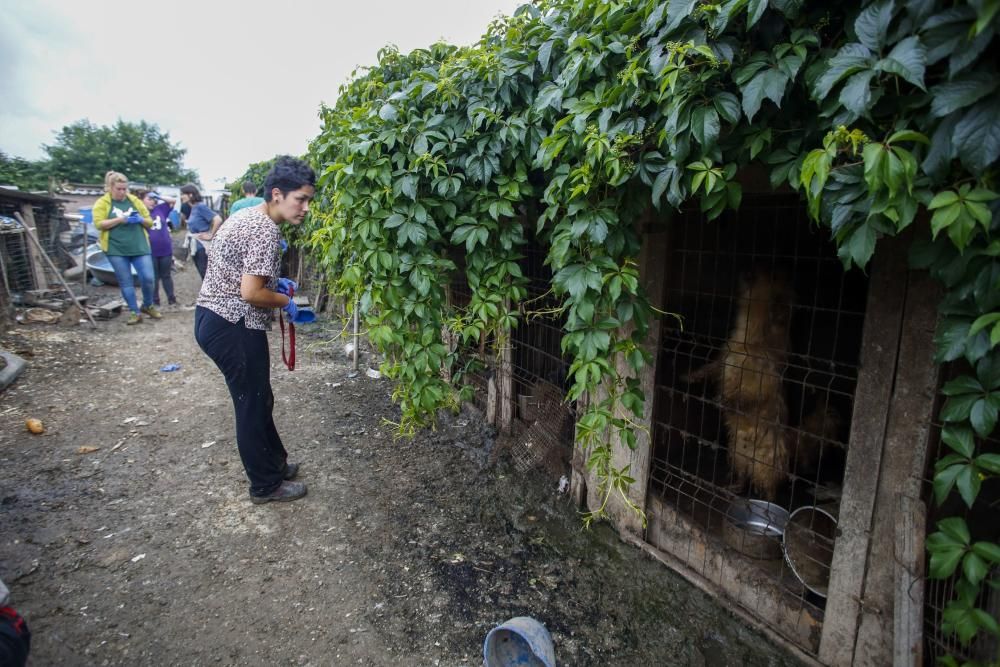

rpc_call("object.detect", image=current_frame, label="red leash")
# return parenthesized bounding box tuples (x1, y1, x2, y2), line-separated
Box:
(280, 286, 296, 371)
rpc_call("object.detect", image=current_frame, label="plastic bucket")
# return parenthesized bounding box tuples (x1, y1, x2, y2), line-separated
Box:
(483, 616, 555, 667)
(79, 207, 93, 223)
(293, 308, 316, 324)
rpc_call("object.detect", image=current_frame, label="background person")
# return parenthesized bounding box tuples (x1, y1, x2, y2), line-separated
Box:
(91, 171, 161, 324)
(142, 191, 178, 310)
(179, 183, 222, 279)
(229, 180, 264, 215)
(0, 578, 30, 667)
(194, 156, 315, 504)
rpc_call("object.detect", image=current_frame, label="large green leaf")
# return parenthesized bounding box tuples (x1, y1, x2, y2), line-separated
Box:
(962, 551, 989, 585)
(854, 1, 894, 52)
(535, 83, 564, 111)
(941, 425, 976, 457)
(664, 0, 698, 34)
(934, 463, 965, 505)
(537, 40, 554, 73)
(941, 374, 984, 395)
(949, 25, 995, 77)
(838, 222, 878, 269)
(839, 70, 877, 116)
(742, 69, 789, 121)
(930, 71, 999, 117)
(876, 36, 927, 90)
(941, 394, 979, 422)
(813, 43, 875, 101)
(554, 264, 602, 299)
(378, 103, 398, 121)
(691, 106, 721, 149)
(956, 464, 982, 506)
(977, 453, 1000, 475)
(922, 114, 959, 179)
(953, 93, 1000, 174)
(713, 92, 742, 124)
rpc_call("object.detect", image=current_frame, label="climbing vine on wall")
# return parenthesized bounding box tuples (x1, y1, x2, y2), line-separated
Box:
(308, 0, 1000, 657)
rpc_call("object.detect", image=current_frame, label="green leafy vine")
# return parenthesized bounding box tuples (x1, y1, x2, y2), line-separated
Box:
(307, 1, 1000, 658)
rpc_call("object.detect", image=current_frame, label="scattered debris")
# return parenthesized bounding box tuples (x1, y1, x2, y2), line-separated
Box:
(200, 441, 216, 449)
(21, 308, 61, 325)
(76, 446, 100, 454)
(130, 554, 146, 563)
(558, 475, 569, 494)
(159, 363, 181, 372)
(365, 368, 381, 379)
(25, 418, 44, 434)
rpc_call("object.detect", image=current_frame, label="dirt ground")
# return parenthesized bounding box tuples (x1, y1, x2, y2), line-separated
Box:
(0, 255, 804, 666)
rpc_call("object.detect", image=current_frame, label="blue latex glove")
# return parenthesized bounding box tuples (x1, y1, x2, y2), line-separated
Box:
(126, 211, 144, 224)
(276, 277, 297, 296)
(282, 297, 298, 321)
(279, 238, 288, 254)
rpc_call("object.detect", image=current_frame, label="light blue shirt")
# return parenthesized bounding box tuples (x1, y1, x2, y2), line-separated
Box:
(230, 196, 264, 215)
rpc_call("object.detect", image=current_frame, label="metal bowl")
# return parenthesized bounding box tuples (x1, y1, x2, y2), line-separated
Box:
(782, 505, 838, 598)
(723, 499, 789, 560)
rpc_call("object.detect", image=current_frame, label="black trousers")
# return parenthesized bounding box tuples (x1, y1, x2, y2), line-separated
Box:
(194, 307, 287, 495)
(193, 246, 208, 279)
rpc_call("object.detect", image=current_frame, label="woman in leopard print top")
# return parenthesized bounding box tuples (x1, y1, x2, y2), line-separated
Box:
(194, 157, 315, 504)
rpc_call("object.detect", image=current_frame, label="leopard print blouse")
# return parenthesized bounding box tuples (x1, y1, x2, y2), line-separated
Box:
(196, 207, 280, 330)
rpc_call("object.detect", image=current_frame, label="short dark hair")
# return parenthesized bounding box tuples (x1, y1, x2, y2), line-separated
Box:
(263, 156, 315, 202)
(180, 183, 202, 203)
(242, 180, 257, 195)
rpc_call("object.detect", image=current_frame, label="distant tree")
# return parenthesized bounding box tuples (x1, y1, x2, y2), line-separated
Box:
(0, 151, 51, 191)
(228, 156, 279, 201)
(44, 119, 199, 185)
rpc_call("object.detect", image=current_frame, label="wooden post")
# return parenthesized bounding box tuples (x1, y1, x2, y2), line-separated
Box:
(818, 236, 910, 666)
(571, 212, 670, 536)
(893, 494, 926, 667)
(853, 265, 941, 666)
(498, 299, 514, 435)
(605, 227, 669, 537)
(19, 204, 49, 290)
(486, 370, 499, 427)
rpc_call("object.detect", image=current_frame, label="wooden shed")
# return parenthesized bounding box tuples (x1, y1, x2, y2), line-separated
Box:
(448, 173, 985, 665)
(0, 187, 68, 322)
(569, 191, 945, 666)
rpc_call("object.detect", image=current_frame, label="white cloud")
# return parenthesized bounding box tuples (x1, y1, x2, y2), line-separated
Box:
(2, 0, 523, 186)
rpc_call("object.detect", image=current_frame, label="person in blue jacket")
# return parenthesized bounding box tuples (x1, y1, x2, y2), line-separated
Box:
(179, 183, 222, 279)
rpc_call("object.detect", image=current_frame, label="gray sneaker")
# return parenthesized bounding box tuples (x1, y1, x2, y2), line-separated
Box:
(250, 480, 307, 504)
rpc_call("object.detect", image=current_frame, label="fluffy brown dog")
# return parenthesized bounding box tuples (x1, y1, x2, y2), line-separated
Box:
(684, 270, 795, 500)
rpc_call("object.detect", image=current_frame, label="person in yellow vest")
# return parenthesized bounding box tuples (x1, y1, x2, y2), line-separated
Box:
(91, 171, 162, 324)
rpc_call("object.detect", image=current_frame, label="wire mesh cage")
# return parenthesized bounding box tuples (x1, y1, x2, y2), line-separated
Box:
(922, 365, 1000, 664)
(647, 194, 869, 651)
(507, 239, 575, 478)
(0, 196, 78, 323)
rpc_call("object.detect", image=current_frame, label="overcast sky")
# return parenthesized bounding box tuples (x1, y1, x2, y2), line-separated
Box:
(1, 0, 523, 188)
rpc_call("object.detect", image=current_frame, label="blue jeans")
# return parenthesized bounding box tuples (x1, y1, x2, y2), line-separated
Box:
(107, 254, 155, 313)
